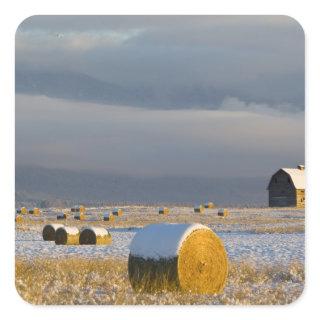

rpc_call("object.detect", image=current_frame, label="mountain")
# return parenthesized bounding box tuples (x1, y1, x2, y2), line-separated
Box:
(15, 69, 227, 109)
(15, 166, 268, 208)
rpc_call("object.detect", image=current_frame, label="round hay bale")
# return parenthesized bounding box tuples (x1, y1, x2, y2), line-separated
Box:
(204, 202, 215, 209)
(112, 208, 123, 217)
(55, 226, 80, 245)
(159, 207, 169, 215)
(194, 205, 205, 213)
(74, 212, 85, 220)
(57, 212, 67, 220)
(103, 212, 115, 221)
(20, 207, 28, 215)
(218, 209, 229, 217)
(79, 227, 112, 245)
(128, 223, 228, 294)
(15, 215, 23, 223)
(29, 207, 40, 215)
(42, 223, 64, 241)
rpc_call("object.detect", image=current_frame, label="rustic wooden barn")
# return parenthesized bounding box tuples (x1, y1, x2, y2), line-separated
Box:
(267, 165, 305, 208)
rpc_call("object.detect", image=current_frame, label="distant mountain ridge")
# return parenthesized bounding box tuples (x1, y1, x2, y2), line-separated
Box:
(16, 166, 268, 208)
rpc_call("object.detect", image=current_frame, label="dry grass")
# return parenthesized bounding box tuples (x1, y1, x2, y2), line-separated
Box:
(15, 257, 304, 305)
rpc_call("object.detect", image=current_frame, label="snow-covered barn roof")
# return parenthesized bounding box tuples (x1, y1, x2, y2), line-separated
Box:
(281, 168, 305, 189)
(267, 166, 305, 190)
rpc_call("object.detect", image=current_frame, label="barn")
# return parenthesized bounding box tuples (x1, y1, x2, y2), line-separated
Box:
(267, 165, 305, 208)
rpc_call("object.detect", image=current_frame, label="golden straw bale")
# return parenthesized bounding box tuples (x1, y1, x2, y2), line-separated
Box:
(57, 212, 67, 220)
(194, 205, 205, 213)
(79, 227, 112, 245)
(159, 207, 170, 215)
(15, 215, 23, 223)
(42, 223, 64, 241)
(204, 202, 215, 209)
(103, 212, 115, 221)
(128, 223, 228, 294)
(218, 209, 229, 217)
(29, 207, 40, 215)
(55, 226, 80, 245)
(74, 212, 85, 220)
(20, 207, 28, 215)
(112, 208, 123, 217)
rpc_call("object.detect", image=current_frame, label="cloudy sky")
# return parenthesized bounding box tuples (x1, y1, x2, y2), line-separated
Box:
(15, 16, 304, 178)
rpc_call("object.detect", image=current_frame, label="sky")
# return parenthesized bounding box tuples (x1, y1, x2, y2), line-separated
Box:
(15, 16, 305, 178)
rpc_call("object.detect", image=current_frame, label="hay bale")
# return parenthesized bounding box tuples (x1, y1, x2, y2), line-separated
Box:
(218, 208, 229, 217)
(74, 212, 85, 220)
(20, 207, 28, 215)
(194, 204, 205, 213)
(159, 207, 169, 215)
(42, 223, 64, 241)
(15, 215, 23, 223)
(128, 223, 228, 294)
(112, 208, 123, 217)
(55, 226, 80, 245)
(103, 212, 115, 221)
(29, 207, 40, 215)
(57, 212, 67, 220)
(79, 227, 112, 245)
(71, 205, 85, 213)
(204, 202, 215, 209)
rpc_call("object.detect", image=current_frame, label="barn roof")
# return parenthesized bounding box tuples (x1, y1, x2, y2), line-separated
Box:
(281, 168, 305, 189)
(267, 167, 305, 190)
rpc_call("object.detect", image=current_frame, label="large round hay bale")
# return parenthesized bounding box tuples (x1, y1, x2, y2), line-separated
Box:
(57, 212, 67, 220)
(79, 227, 112, 245)
(128, 223, 228, 294)
(159, 207, 169, 215)
(194, 204, 205, 213)
(112, 208, 123, 217)
(204, 202, 215, 209)
(20, 207, 28, 215)
(55, 226, 80, 245)
(42, 223, 64, 241)
(218, 208, 229, 217)
(103, 212, 115, 221)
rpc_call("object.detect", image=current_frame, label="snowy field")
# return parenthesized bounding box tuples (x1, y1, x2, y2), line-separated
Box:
(15, 206, 305, 305)
(16, 227, 304, 267)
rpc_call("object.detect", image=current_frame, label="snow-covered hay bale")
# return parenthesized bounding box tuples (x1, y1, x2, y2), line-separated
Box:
(42, 223, 64, 241)
(218, 209, 229, 217)
(15, 215, 23, 223)
(159, 207, 169, 215)
(128, 223, 228, 294)
(57, 212, 67, 220)
(29, 207, 40, 215)
(112, 208, 123, 216)
(79, 227, 112, 245)
(204, 202, 215, 209)
(55, 226, 80, 245)
(194, 204, 205, 213)
(103, 212, 115, 221)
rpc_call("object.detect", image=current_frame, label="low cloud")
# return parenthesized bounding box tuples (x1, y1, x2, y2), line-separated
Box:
(16, 94, 304, 178)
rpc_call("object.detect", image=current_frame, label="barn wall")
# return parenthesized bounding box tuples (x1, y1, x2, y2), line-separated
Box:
(268, 170, 296, 207)
(296, 189, 305, 208)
